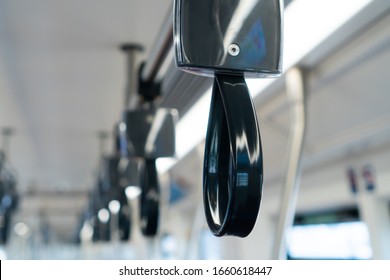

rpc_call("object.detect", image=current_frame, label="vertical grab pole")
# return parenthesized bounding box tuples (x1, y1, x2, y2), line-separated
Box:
(272, 67, 307, 259)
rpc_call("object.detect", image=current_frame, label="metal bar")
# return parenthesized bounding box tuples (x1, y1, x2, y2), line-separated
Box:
(141, 7, 174, 84)
(272, 67, 307, 259)
(121, 44, 143, 108)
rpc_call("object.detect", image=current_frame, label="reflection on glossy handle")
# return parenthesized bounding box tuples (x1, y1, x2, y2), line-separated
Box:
(203, 73, 263, 237)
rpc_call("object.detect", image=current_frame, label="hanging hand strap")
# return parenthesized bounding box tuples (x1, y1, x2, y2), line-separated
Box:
(140, 159, 160, 236)
(203, 73, 263, 237)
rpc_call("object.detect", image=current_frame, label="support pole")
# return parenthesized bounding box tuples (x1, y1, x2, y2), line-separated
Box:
(272, 67, 307, 259)
(1, 127, 15, 160)
(97, 131, 109, 158)
(121, 44, 143, 109)
(358, 192, 390, 259)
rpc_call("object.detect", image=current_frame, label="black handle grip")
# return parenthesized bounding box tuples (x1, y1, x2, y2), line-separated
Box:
(203, 73, 263, 237)
(140, 159, 160, 236)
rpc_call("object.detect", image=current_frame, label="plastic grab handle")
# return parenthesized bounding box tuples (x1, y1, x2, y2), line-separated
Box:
(140, 159, 160, 236)
(203, 73, 263, 237)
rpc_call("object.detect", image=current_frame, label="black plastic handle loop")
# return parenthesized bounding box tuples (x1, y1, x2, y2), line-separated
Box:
(203, 73, 263, 237)
(140, 159, 160, 236)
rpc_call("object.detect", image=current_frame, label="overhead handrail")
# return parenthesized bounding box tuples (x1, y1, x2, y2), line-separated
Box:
(140, 11, 174, 84)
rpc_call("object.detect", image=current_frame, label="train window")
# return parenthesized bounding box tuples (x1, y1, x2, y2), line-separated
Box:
(287, 208, 372, 260)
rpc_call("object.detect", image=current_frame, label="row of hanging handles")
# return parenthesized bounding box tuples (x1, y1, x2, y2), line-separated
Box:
(119, 0, 283, 238)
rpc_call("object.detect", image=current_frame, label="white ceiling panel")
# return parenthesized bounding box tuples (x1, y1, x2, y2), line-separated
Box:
(0, 0, 172, 192)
